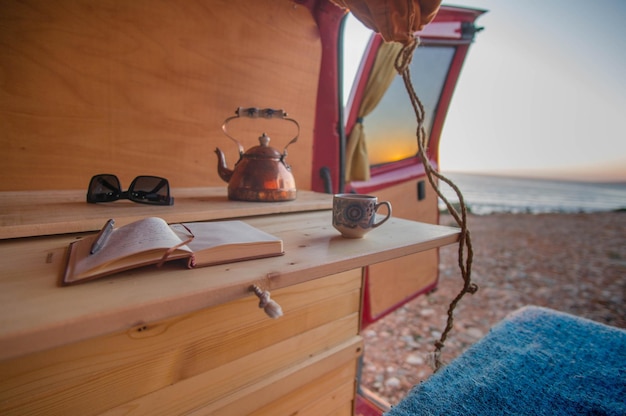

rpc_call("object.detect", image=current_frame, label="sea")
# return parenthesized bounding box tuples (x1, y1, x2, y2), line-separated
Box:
(437, 172, 626, 215)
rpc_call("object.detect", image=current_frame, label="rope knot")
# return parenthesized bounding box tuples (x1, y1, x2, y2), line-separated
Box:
(394, 36, 419, 74)
(468, 283, 479, 294)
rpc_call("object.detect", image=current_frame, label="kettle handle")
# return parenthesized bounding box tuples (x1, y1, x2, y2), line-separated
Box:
(221, 107, 300, 156)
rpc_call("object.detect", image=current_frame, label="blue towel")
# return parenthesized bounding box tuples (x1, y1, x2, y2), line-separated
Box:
(385, 306, 626, 416)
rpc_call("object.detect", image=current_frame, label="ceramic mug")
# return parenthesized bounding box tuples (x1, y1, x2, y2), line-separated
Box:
(332, 194, 392, 238)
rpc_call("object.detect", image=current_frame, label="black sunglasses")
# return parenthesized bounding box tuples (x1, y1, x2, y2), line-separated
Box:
(87, 174, 174, 205)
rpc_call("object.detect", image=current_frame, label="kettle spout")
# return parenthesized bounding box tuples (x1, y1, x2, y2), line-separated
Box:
(215, 147, 233, 183)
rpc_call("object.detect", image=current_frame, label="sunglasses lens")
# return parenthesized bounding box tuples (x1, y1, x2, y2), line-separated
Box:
(128, 176, 173, 205)
(87, 174, 122, 203)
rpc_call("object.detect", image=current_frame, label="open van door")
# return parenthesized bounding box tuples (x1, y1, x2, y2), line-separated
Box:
(338, 6, 485, 328)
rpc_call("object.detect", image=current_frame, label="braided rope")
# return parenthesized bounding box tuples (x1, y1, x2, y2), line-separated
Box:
(394, 36, 477, 371)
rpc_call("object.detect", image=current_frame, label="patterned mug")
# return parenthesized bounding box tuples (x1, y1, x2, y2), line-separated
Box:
(332, 194, 392, 238)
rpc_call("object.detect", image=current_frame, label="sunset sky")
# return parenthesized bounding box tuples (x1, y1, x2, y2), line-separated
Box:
(344, 0, 626, 182)
(439, 0, 626, 182)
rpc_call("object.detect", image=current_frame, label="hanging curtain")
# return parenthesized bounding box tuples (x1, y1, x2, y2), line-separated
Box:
(331, 0, 441, 45)
(345, 41, 402, 182)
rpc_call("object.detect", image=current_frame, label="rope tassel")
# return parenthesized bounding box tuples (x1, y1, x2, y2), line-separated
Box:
(250, 285, 283, 319)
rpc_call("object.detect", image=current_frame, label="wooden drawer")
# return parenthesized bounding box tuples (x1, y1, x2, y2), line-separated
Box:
(0, 270, 362, 415)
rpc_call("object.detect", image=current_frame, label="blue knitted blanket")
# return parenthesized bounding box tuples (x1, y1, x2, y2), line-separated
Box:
(385, 306, 626, 416)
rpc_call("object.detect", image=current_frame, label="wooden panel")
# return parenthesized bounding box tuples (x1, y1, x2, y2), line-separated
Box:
(93, 317, 359, 416)
(286, 380, 356, 416)
(365, 177, 441, 318)
(376, 177, 439, 224)
(194, 342, 361, 416)
(368, 250, 438, 317)
(327, 402, 356, 416)
(0, 211, 459, 361)
(0, 271, 361, 416)
(0, 0, 320, 191)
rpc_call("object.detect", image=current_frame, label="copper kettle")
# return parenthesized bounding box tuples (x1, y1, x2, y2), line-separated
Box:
(215, 107, 299, 202)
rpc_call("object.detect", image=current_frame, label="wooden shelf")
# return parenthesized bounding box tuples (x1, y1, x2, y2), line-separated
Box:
(0, 210, 460, 361)
(0, 187, 333, 239)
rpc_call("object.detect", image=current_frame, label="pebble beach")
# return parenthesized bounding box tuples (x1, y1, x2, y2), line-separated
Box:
(360, 211, 626, 406)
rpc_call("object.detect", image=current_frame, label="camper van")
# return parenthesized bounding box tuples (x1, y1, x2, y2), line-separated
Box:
(0, 1, 483, 415)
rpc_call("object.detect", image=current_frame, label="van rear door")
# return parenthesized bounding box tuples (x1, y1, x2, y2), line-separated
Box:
(341, 6, 485, 327)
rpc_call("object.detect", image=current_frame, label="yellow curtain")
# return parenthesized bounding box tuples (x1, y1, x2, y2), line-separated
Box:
(345, 41, 403, 182)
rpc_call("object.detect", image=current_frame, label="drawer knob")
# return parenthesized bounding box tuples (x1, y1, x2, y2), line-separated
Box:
(250, 285, 283, 319)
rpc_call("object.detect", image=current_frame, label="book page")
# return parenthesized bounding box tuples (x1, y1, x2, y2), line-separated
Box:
(176, 221, 278, 246)
(65, 217, 191, 283)
(171, 220, 283, 267)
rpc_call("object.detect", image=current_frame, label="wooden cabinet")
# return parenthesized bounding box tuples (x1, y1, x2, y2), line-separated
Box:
(0, 189, 459, 415)
(1, 270, 362, 415)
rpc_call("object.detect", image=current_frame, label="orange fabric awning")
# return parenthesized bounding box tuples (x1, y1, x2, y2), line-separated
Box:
(331, 0, 442, 45)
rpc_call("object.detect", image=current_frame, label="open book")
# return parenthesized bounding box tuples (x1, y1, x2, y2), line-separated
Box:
(62, 217, 284, 285)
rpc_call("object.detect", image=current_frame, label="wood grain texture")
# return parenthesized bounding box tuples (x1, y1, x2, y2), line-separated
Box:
(0, 0, 320, 191)
(246, 362, 358, 416)
(99, 336, 362, 416)
(186, 339, 362, 416)
(0, 272, 361, 415)
(367, 250, 438, 317)
(375, 178, 439, 224)
(0, 211, 459, 361)
(0, 188, 333, 239)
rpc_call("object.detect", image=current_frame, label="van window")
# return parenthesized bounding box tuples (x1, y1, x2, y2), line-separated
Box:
(364, 46, 455, 166)
(342, 13, 456, 167)
(342, 14, 372, 107)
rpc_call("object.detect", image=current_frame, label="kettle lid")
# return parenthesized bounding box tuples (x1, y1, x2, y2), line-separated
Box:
(244, 133, 283, 159)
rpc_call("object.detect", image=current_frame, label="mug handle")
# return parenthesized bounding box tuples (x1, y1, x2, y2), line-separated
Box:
(372, 201, 392, 228)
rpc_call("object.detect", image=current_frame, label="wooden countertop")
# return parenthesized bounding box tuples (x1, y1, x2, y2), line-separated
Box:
(0, 210, 460, 361)
(0, 187, 333, 239)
